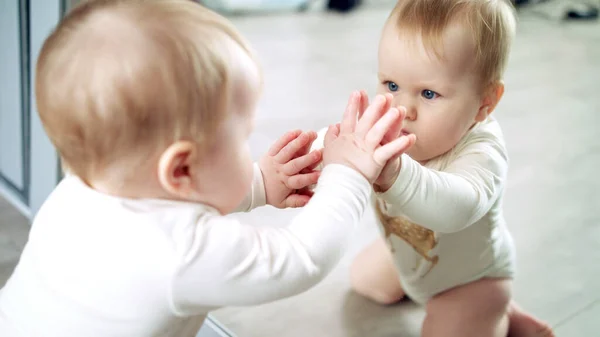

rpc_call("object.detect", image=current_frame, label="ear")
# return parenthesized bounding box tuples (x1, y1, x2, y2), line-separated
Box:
(157, 141, 199, 199)
(475, 81, 505, 122)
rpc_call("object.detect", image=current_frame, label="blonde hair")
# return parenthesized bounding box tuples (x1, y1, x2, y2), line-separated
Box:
(36, 0, 259, 181)
(390, 0, 517, 89)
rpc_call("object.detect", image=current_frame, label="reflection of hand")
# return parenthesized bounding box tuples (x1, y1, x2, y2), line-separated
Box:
(322, 92, 414, 184)
(373, 105, 416, 192)
(355, 92, 416, 192)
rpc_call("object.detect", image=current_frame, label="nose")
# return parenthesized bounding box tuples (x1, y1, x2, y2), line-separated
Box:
(392, 94, 417, 121)
(404, 106, 417, 121)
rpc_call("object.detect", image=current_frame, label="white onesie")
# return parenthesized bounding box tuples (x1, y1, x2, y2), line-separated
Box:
(313, 117, 516, 304)
(0, 164, 371, 337)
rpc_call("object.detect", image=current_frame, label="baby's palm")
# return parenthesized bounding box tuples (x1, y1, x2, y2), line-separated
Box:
(351, 92, 414, 189)
(322, 92, 413, 184)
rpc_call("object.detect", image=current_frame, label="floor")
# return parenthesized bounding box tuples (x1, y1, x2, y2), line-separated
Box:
(0, 196, 28, 289)
(2, 1, 600, 336)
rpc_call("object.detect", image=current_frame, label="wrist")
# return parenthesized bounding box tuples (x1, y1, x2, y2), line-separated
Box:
(374, 158, 402, 193)
(374, 171, 398, 193)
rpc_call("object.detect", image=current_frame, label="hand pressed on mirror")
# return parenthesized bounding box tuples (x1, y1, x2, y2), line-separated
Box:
(258, 130, 322, 208)
(357, 94, 416, 193)
(322, 92, 415, 184)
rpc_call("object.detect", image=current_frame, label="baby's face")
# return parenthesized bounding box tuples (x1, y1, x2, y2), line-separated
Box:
(377, 23, 486, 162)
(189, 52, 261, 214)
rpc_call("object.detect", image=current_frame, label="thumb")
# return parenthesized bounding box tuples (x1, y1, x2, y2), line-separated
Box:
(323, 124, 339, 147)
(382, 106, 406, 144)
(373, 133, 416, 165)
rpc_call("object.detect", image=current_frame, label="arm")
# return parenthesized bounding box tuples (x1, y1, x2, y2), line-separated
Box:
(169, 164, 371, 313)
(233, 163, 267, 213)
(378, 134, 508, 233)
(170, 91, 413, 314)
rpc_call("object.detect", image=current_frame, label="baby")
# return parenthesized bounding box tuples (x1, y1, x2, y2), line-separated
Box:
(0, 1, 413, 336)
(313, 0, 555, 336)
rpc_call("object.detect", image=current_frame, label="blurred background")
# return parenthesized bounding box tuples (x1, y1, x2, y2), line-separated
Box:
(1, 0, 599, 336)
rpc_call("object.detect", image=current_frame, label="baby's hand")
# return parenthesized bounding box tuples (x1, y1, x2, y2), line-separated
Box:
(259, 130, 322, 208)
(374, 127, 416, 192)
(356, 97, 416, 193)
(322, 92, 413, 183)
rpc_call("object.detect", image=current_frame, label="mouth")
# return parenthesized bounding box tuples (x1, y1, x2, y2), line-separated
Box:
(401, 129, 411, 136)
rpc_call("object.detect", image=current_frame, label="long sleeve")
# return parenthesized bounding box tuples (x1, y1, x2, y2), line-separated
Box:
(169, 164, 371, 314)
(234, 163, 267, 213)
(378, 129, 508, 233)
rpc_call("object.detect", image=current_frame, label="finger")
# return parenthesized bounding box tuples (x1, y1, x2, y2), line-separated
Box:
(358, 90, 370, 119)
(373, 134, 416, 165)
(274, 131, 312, 164)
(382, 106, 406, 145)
(340, 91, 360, 134)
(290, 130, 318, 160)
(299, 149, 324, 172)
(365, 108, 400, 150)
(283, 148, 322, 175)
(296, 130, 318, 158)
(381, 93, 393, 118)
(296, 188, 314, 198)
(268, 129, 302, 156)
(384, 93, 393, 107)
(305, 149, 324, 171)
(365, 93, 391, 123)
(323, 124, 339, 147)
(287, 171, 321, 190)
(389, 134, 416, 162)
(355, 94, 387, 136)
(284, 194, 311, 208)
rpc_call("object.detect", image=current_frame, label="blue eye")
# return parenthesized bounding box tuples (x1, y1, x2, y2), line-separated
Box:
(422, 89, 438, 100)
(387, 81, 399, 92)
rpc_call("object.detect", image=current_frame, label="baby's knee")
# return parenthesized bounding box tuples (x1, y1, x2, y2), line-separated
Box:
(349, 242, 405, 305)
(351, 281, 404, 305)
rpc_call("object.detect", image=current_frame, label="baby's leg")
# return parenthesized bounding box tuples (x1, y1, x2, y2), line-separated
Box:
(422, 278, 511, 337)
(350, 238, 405, 305)
(507, 300, 555, 337)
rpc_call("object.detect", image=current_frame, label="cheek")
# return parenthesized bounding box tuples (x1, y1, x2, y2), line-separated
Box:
(220, 146, 253, 213)
(433, 115, 464, 142)
(242, 153, 254, 188)
(415, 109, 464, 153)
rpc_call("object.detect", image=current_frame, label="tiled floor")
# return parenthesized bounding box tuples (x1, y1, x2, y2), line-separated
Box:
(2, 1, 600, 336)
